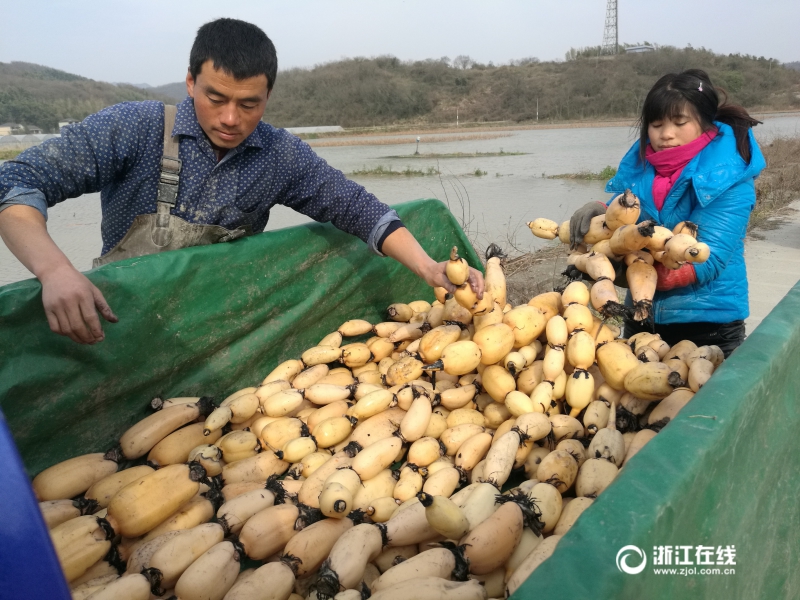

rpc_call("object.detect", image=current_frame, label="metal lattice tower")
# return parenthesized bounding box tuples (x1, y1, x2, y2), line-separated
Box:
(601, 0, 618, 55)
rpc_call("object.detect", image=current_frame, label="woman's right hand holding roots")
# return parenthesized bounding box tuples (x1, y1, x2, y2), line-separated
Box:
(569, 202, 607, 249)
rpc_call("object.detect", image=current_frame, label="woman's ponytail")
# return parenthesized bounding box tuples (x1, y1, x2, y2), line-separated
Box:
(714, 96, 762, 163)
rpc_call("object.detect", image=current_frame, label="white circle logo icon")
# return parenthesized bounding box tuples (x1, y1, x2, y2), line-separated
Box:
(616, 545, 647, 574)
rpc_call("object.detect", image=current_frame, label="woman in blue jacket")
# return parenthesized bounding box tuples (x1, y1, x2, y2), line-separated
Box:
(571, 69, 765, 356)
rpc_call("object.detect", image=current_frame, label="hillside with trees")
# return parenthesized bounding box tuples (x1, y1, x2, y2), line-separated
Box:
(2, 46, 799, 132)
(0, 62, 175, 132)
(264, 46, 800, 128)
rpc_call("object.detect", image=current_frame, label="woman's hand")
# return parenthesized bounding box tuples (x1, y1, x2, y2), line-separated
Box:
(569, 202, 607, 249)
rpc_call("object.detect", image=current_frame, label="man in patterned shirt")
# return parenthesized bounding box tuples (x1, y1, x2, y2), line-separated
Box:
(0, 18, 482, 345)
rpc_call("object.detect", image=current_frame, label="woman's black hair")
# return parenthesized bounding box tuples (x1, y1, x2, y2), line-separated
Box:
(638, 69, 761, 164)
(189, 18, 278, 91)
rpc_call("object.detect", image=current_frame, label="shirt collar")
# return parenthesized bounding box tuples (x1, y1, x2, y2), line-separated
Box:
(172, 97, 264, 150)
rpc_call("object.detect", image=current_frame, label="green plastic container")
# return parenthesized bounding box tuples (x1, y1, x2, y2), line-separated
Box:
(0, 199, 481, 476)
(3, 198, 797, 598)
(511, 280, 800, 599)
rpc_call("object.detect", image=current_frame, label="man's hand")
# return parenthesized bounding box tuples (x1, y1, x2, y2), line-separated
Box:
(39, 266, 118, 344)
(379, 226, 484, 298)
(569, 202, 607, 249)
(0, 204, 118, 344)
(422, 261, 484, 297)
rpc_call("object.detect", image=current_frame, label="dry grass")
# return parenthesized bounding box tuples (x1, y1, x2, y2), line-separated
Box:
(548, 166, 618, 180)
(751, 135, 800, 230)
(503, 245, 571, 306)
(306, 132, 512, 148)
(350, 165, 440, 177)
(0, 149, 22, 160)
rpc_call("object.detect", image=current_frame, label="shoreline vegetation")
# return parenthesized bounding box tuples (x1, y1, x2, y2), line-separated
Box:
(350, 165, 440, 177)
(547, 166, 618, 180)
(0, 149, 22, 160)
(749, 135, 800, 231)
(350, 165, 490, 177)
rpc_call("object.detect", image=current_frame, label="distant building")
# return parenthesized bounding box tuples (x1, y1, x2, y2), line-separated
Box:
(26, 125, 43, 134)
(626, 45, 655, 54)
(58, 119, 79, 133)
(0, 123, 24, 135)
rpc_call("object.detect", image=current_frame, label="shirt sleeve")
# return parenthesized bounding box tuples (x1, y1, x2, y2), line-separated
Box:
(277, 135, 395, 251)
(370, 210, 403, 256)
(0, 102, 150, 215)
(0, 187, 49, 220)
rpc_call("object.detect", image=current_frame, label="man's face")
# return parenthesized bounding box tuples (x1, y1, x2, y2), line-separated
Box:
(186, 60, 270, 151)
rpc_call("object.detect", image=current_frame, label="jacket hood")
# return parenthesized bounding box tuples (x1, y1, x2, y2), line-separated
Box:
(606, 122, 766, 208)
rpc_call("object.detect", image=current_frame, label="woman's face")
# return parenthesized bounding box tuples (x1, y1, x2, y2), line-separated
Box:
(647, 108, 704, 152)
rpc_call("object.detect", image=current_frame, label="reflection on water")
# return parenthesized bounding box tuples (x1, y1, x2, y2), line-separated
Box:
(1, 115, 799, 286)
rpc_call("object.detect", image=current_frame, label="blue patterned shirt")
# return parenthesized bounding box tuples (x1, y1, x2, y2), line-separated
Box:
(0, 98, 399, 256)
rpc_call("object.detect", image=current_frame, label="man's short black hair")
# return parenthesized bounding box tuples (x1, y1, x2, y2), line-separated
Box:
(189, 18, 278, 91)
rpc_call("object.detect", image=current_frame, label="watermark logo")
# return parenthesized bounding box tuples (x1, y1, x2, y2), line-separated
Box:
(616, 545, 647, 574)
(617, 544, 736, 576)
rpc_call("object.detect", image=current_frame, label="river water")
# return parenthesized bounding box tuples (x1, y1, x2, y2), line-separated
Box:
(1, 114, 799, 286)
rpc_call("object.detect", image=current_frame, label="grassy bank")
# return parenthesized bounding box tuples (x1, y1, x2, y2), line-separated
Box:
(350, 165, 440, 177)
(0, 149, 22, 160)
(548, 166, 617, 180)
(350, 165, 491, 177)
(751, 135, 800, 230)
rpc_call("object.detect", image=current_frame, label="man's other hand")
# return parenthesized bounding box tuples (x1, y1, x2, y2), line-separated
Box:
(39, 267, 118, 344)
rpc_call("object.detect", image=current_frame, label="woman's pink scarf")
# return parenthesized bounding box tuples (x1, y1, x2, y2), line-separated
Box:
(646, 130, 717, 210)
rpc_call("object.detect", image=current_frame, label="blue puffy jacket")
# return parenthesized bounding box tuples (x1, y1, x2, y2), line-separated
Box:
(605, 122, 766, 325)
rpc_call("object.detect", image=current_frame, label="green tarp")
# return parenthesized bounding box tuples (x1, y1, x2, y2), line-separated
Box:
(513, 281, 800, 599)
(4, 195, 797, 598)
(0, 199, 482, 476)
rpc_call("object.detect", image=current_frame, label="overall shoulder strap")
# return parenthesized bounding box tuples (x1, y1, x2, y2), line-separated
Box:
(157, 104, 181, 208)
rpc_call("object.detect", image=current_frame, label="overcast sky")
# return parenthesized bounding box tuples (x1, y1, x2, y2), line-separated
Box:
(1, 0, 798, 86)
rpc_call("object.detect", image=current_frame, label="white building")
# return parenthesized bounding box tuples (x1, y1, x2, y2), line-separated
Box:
(0, 123, 24, 136)
(58, 120, 79, 133)
(626, 45, 656, 54)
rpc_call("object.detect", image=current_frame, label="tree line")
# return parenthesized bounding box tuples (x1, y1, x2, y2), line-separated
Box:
(0, 62, 173, 133)
(264, 46, 800, 127)
(1, 46, 798, 133)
